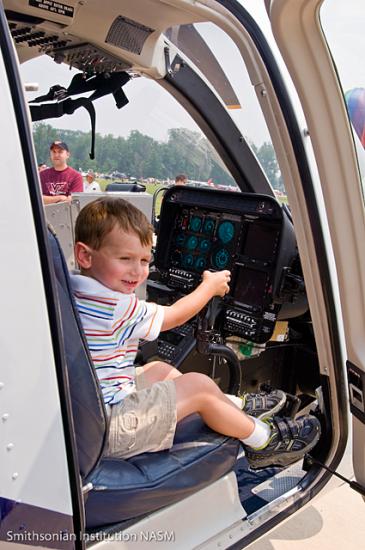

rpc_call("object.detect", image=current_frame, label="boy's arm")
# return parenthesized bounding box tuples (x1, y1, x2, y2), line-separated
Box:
(161, 270, 230, 331)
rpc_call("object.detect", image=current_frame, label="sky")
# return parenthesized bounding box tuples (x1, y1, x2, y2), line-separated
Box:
(321, 0, 365, 91)
(19, 0, 365, 147)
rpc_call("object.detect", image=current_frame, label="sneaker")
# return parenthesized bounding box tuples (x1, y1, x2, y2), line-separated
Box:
(245, 415, 321, 469)
(241, 389, 287, 420)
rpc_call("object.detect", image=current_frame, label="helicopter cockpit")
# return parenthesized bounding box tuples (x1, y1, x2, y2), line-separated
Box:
(145, 185, 306, 396)
(1, 1, 347, 548)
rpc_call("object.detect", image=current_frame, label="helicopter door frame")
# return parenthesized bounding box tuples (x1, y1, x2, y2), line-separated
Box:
(0, 7, 84, 547)
(269, 0, 365, 490)
(199, 0, 348, 486)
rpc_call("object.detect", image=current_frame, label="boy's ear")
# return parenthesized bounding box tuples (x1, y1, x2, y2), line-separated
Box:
(75, 242, 92, 269)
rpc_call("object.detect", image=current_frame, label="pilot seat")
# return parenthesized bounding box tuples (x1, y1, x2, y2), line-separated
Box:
(48, 227, 240, 529)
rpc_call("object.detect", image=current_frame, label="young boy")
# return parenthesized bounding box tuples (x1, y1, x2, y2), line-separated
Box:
(71, 197, 321, 469)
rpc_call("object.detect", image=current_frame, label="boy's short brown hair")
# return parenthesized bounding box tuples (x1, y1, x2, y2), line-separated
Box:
(75, 197, 153, 249)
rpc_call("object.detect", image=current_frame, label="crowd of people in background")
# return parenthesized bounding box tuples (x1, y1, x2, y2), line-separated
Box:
(38, 140, 191, 205)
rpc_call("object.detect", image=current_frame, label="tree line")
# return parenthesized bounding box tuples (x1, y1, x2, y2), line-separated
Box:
(33, 122, 283, 190)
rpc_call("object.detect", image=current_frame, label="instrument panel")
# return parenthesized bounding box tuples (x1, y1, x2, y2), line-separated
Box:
(168, 210, 242, 274)
(154, 186, 297, 343)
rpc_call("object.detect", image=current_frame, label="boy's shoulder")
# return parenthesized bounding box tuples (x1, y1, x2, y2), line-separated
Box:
(70, 274, 137, 316)
(70, 274, 150, 307)
(70, 274, 163, 335)
(70, 274, 123, 301)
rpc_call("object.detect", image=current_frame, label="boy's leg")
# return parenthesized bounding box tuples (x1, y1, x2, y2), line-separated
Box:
(173, 372, 321, 469)
(140, 363, 286, 420)
(138, 364, 257, 438)
(139, 364, 320, 467)
(174, 372, 257, 439)
(139, 360, 182, 386)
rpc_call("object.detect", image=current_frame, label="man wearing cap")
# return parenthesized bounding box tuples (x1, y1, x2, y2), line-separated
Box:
(40, 141, 83, 204)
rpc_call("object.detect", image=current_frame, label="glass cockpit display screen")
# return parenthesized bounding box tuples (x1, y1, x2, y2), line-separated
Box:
(233, 267, 268, 307)
(154, 187, 297, 343)
(168, 209, 242, 273)
(243, 223, 279, 261)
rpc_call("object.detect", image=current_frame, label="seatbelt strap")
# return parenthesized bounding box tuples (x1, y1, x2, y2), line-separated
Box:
(29, 71, 131, 159)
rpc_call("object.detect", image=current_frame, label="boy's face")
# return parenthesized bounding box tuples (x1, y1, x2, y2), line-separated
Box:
(81, 225, 152, 294)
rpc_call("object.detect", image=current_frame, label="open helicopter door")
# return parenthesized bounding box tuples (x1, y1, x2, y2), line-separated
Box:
(268, 0, 365, 492)
(0, 7, 82, 543)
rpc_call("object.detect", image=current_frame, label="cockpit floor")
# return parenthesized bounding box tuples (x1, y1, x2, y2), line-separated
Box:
(234, 452, 304, 514)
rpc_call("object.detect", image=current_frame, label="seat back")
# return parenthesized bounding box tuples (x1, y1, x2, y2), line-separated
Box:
(48, 228, 107, 479)
(48, 228, 241, 528)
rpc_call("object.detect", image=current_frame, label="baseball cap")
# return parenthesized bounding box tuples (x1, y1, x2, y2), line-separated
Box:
(50, 140, 69, 151)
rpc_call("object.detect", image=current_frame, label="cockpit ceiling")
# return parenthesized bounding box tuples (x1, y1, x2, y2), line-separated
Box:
(5, 0, 206, 70)
(8, 20, 131, 74)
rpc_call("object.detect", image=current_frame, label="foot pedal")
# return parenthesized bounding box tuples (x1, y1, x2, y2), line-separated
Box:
(280, 393, 301, 418)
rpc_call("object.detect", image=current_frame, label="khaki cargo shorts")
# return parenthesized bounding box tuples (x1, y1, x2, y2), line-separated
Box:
(105, 367, 177, 459)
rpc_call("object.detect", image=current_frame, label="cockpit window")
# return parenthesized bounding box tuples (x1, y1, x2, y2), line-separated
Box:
(22, 56, 236, 185)
(164, 21, 285, 198)
(20, 13, 284, 195)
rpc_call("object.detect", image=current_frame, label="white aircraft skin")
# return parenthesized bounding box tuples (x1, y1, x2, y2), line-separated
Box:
(1, 1, 364, 549)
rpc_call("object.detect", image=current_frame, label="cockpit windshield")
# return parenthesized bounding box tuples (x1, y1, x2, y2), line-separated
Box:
(19, 3, 284, 194)
(163, 20, 275, 155)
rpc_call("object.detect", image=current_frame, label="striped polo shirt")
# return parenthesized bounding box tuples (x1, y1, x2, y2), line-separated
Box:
(70, 274, 164, 405)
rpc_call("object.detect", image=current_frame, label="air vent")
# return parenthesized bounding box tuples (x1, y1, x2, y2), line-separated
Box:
(106, 16, 154, 55)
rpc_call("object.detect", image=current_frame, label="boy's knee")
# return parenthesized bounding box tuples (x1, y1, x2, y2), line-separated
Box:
(156, 361, 177, 376)
(143, 360, 179, 382)
(145, 360, 171, 372)
(177, 372, 221, 412)
(182, 372, 218, 394)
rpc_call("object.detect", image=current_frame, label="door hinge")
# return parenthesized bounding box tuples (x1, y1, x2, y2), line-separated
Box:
(306, 454, 365, 497)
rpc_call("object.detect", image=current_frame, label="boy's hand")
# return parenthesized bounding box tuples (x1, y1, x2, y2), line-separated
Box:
(202, 270, 231, 297)
(161, 269, 231, 331)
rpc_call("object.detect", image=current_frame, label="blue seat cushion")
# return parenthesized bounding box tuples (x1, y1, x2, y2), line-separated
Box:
(85, 415, 240, 528)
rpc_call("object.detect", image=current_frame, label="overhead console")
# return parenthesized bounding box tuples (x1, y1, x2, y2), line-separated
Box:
(154, 186, 298, 344)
